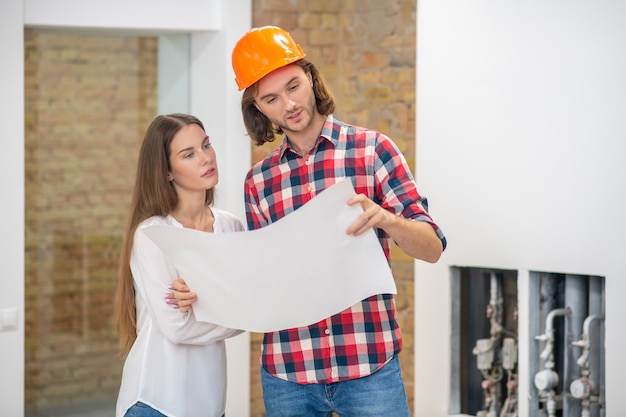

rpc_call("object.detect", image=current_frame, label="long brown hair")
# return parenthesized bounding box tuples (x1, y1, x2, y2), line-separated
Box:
(114, 113, 214, 355)
(241, 59, 336, 146)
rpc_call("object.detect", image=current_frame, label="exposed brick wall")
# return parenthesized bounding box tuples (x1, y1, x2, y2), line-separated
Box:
(249, 1, 417, 415)
(24, 30, 158, 411)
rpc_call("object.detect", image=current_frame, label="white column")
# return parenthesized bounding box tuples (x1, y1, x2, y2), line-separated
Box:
(0, 0, 25, 415)
(190, 1, 252, 415)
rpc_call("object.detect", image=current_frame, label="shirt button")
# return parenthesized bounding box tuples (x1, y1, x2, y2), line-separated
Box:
(324, 328, 330, 335)
(307, 185, 312, 192)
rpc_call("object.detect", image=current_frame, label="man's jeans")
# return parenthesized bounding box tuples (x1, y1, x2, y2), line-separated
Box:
(261, 355, 410, 417)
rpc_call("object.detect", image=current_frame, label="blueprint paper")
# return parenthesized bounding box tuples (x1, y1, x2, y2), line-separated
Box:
(142, 179, 396, 333)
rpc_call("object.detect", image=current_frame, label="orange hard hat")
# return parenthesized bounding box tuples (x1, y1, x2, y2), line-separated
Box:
(232, 26, 306, 91)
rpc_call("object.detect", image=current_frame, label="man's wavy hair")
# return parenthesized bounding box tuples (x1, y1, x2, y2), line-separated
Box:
(241, 59, 336, 146)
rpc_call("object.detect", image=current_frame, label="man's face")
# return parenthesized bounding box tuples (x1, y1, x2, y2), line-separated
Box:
(253, 63, 317, 136)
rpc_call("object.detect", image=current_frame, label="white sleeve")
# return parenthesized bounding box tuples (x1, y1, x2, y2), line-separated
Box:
(213, 208, 246, 232)
(131, 224, 244, 345)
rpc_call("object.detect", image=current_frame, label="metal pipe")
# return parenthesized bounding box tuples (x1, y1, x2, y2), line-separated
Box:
(488, 272, 504, 416)
(588, 276, 605, 417)
(576, 315, 604, 363)
(535, 307, 570, 417)
(490, 272, 503, 321)
(572, 314, 605, 417)
(536, 307, 571, 364)
(529, 273, 559, 417)
(564, 275, 588, 417)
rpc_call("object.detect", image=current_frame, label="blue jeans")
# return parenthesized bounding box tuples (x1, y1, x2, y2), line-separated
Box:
(261, 356, 410, 417)
(123, 402, 166, 417)
(124, 402, 225, 417)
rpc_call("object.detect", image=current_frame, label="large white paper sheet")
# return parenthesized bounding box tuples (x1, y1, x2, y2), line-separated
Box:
(143, 180, 396, 333)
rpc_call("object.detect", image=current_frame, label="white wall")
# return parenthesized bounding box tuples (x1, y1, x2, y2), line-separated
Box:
(0, 1, 251, 416)
(415, 1, 626, 416)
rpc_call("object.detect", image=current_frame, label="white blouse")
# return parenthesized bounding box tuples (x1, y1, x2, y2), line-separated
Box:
(116, 208, 245, 417)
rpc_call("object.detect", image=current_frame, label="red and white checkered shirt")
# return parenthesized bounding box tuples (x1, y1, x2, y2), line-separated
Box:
(244, 115, 446, 384)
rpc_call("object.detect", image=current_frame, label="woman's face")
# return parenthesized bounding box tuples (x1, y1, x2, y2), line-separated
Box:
(168, 123, 218, 194)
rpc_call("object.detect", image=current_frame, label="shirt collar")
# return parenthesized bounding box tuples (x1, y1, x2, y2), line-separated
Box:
(278, 114, 339, 160)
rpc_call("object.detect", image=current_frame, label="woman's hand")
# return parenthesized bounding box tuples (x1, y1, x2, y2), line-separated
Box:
(165, 278, 198, 313)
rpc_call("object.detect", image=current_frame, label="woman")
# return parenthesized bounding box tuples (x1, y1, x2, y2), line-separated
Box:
(115, 113, 244, 417)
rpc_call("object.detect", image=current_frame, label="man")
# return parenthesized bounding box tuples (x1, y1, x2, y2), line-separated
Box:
(174, 26, 446, 416)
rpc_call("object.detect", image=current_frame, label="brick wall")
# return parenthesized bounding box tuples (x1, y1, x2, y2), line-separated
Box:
(249, 1, 417, 415)
(24, 30, 157, 411)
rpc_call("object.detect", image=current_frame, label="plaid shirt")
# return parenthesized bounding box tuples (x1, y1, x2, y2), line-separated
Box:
(244, 115, 446, 384)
